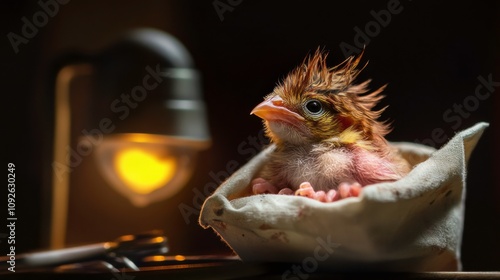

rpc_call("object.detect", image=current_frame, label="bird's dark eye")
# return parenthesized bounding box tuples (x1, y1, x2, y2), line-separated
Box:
(304, 99, 324, 115)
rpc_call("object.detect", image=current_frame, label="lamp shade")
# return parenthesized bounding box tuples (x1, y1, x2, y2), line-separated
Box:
(90, 28, 211, 142)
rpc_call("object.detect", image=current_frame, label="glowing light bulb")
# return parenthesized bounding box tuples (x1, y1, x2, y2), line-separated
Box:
(93, 133, 204, 207)
(114, 148, 176, 194)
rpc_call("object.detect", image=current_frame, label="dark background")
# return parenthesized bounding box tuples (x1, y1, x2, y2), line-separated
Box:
(2, 0, 499, 271)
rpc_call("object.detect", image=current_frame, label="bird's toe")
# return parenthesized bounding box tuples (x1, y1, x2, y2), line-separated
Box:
(295, 182, 315, 197)
(278, 188, 294, 195)
(338, 182, 362, 198)
(251, 178, 278, 194)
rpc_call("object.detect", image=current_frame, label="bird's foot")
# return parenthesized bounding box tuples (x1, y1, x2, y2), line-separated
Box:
(251, 178, 295, 195)
(251, 178, 278, 194)
(295, 182, 362, 202)
(252, 178, 362, 203)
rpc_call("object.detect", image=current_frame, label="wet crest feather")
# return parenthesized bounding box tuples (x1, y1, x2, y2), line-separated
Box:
(278, 49, 391, 147)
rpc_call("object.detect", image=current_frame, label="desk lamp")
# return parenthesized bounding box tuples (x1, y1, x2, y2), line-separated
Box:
(50, 28, 210, 248)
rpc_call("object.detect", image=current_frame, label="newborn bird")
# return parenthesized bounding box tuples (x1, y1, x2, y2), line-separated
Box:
(250, 50, 410, 202)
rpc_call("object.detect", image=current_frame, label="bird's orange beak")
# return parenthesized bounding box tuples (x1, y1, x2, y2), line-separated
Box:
(251, 95, 304, 124)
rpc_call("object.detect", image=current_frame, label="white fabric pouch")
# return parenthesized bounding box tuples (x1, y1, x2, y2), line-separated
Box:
(199, 122, 488, 271)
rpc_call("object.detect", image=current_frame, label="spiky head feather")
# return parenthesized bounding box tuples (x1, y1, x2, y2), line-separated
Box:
(270, 49, 391, 148)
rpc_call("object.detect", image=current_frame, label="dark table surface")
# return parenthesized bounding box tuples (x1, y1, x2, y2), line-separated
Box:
(1, 260, 499, 280)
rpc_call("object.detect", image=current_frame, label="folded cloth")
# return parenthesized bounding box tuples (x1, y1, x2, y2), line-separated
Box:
(199, 122, 488, 271)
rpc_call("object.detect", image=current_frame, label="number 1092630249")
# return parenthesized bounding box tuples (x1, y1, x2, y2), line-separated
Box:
(8, 163, 16, 217)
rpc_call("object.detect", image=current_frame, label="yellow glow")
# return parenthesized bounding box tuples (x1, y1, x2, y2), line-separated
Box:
(174, 255, 186, 261)
(149, 255, 167, 262)
(119, 235, 134, 242)
(127, 134, 157, 143)
(151, 236, 165, 243)
(143, 255, 186, 262)
(114, 148, 176, 194)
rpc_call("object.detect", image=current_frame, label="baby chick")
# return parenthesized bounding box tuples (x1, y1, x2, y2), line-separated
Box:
(250, 50, 410, 202)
